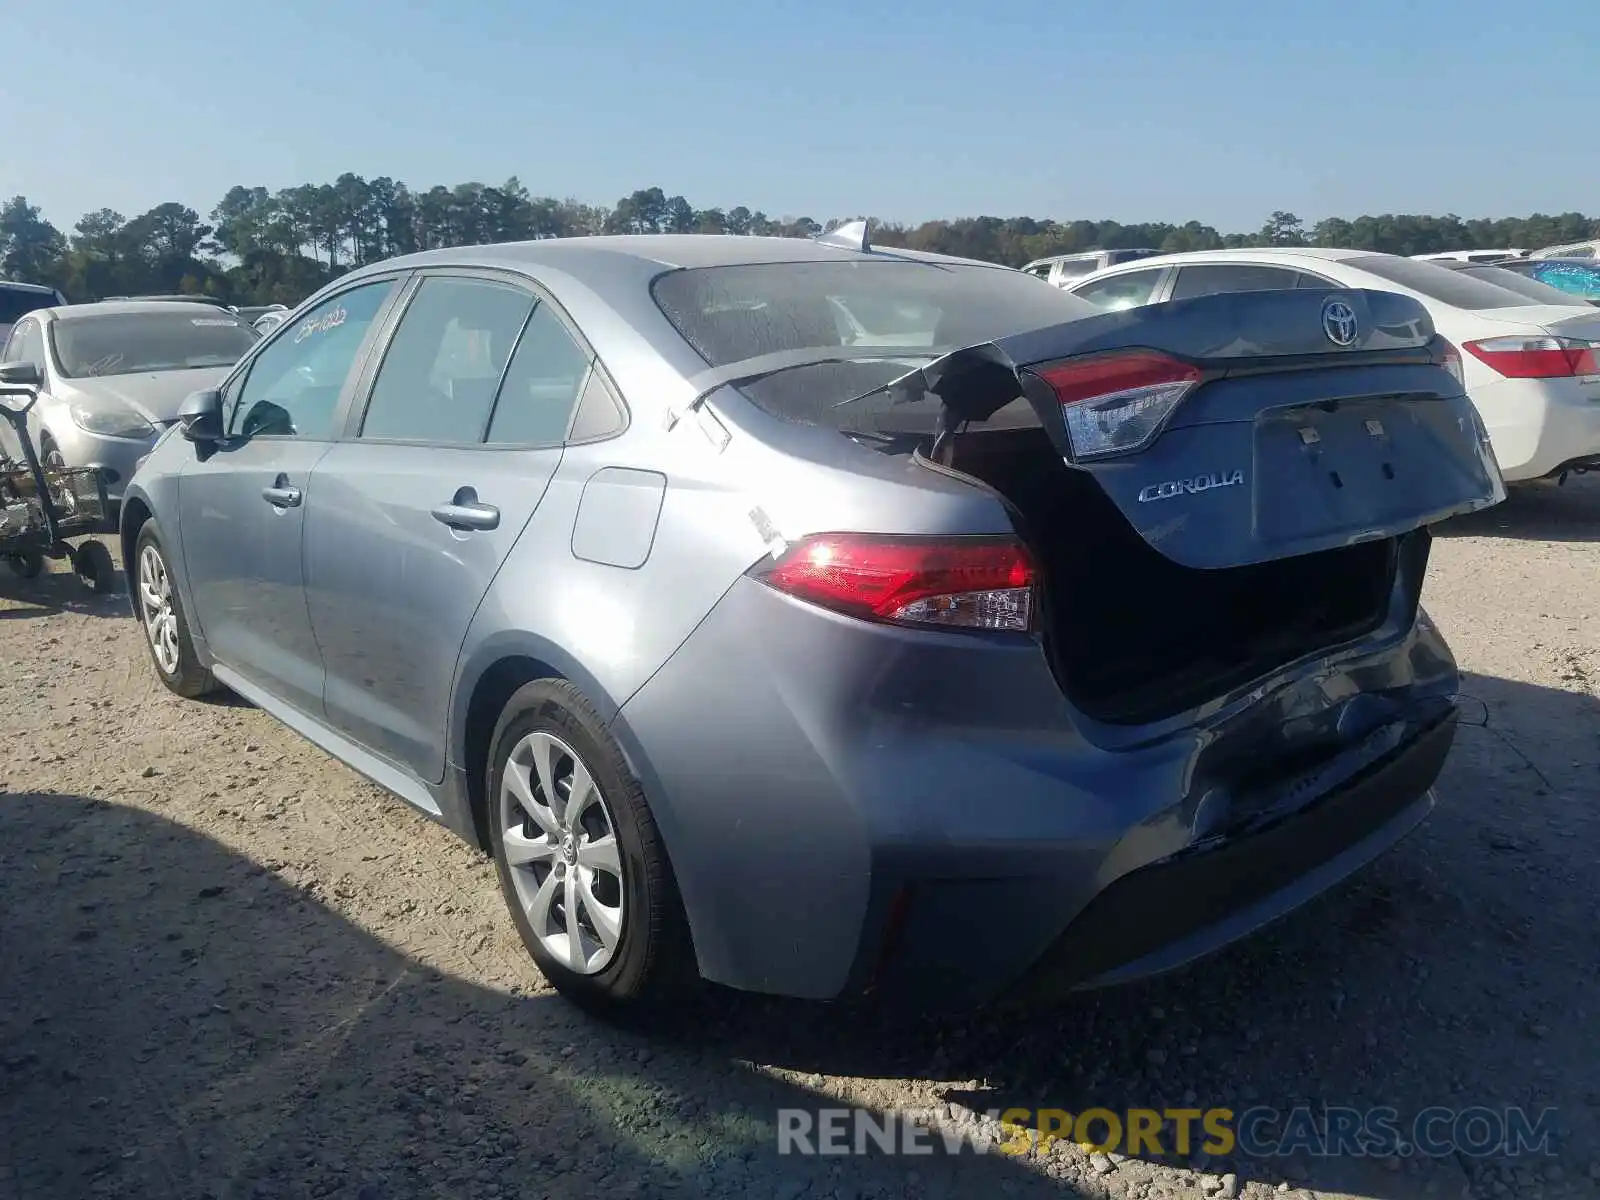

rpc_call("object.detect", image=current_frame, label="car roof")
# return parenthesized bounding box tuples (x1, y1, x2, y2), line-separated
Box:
(0, 280, 60, 295)
(341, 233, 999, 286)
(46, 299, 247, 322)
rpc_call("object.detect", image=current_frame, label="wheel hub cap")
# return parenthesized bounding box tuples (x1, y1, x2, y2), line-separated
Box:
(499, 730, 625, 976)
(138, 544, 180, 676)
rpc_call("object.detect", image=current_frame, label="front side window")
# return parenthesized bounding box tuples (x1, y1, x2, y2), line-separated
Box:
(1170, 263, 1301, 300)
(227, 280, 394, 439)
(50, 310, 258, 379)
(360, 278, 535, 443)
(1073, 268, 1164, 311)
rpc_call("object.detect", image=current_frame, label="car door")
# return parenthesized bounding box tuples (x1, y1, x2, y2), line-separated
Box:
(177, 276, 403, 715)
(305, 270, 600, 783)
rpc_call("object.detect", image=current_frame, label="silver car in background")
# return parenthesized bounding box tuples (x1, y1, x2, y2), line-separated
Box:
(0, 301, 259, 502)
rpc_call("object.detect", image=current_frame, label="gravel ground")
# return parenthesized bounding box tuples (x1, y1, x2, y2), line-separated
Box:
(1, 479, 1596, 1200)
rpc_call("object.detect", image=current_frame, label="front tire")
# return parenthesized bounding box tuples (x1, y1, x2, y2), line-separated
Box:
(133, 522, 217, 698)
(487, 679, 694, 1014)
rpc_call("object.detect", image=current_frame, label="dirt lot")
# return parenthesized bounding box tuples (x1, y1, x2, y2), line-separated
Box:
(2, 480, 1597, 1200)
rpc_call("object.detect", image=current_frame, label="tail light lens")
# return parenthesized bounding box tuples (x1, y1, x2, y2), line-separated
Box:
(1461, 335, 1600, 379)
(1437, 339, 1465, 388)
(753, 534, 1035, 632)
(1032, 350, 1203, 460)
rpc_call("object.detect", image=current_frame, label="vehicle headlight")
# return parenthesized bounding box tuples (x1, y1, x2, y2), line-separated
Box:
(70, 402, 157, 440)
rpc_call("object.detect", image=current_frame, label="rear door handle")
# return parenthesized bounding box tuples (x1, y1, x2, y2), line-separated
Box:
(262, 484, 301, 508)
(431, 500, 500, 531)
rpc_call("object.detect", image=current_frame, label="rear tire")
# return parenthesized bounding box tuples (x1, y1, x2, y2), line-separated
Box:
(133, 522, 217, 698)
(486, 679, 695, 1016)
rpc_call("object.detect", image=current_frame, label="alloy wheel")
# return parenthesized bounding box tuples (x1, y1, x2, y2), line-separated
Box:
(138, 544, 180, 675)
(499, 730, 626, 975)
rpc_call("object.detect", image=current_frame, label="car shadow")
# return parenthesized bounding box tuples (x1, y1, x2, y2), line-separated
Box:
(0, 551, 129, 619)
(0, 791, 1089, 1200)
(4, 670, 1592, 1200)
(1433, 473, 1600, 542)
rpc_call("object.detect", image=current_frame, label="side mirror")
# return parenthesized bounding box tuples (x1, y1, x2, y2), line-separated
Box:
(0, 361, 42, 389)
(178, 388, 224, 443)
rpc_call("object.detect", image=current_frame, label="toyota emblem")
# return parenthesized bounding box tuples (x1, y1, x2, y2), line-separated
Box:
(1322, 299, 1359, 347)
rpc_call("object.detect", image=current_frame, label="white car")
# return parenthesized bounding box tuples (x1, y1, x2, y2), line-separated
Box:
(1065, 248, 1600, 484)
(1529, 240, 1599, 260)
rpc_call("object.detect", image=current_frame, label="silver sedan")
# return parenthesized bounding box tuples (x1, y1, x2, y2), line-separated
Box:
(0, 300, 259, 502)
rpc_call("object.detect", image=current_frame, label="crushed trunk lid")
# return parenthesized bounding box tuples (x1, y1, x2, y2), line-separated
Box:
(861, 287, 1505, 569)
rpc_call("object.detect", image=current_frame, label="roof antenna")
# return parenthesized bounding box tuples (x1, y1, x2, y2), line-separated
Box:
(814, 218, 871, 253)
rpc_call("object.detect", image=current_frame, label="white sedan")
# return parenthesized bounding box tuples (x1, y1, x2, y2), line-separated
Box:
(1065, 247, 1600, 484)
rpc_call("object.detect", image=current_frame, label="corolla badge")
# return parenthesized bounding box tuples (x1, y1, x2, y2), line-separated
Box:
(1136, 470, 1245, 503)
(1322, 299, 1359, 347)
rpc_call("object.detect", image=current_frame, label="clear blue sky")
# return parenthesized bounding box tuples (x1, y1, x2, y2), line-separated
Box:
(2, 0, 1589, 235)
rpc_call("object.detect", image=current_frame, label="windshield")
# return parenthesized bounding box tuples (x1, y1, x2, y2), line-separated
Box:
(1347, 254, 1559, 310)
(650, 259, 1096, 426)
(1460, 266, 1595, 306)
(50, 311, 259, 378)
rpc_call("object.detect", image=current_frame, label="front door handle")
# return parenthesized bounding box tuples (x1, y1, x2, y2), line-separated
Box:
(432, 499, 500, 531)
(262, 483, 302, 508)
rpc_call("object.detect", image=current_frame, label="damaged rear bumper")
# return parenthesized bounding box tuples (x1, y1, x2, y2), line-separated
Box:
(614, 573, 1462, 1008)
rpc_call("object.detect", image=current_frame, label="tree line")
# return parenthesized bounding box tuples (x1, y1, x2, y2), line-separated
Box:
(2, 176, 1597, 308)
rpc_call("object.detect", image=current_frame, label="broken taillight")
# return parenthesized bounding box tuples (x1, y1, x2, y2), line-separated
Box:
(1032, 350, 1203, 460)
(752, 534, 1035, 632)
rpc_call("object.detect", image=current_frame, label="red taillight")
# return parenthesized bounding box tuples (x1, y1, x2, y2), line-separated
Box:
(1461, 335, 1600, 379)
(753, 534, 1035, 632)
(1032, 350, 1203, 460)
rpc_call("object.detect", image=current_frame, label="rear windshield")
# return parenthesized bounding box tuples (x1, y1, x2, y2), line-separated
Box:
(1347, 255, 1553, 310)
(51, 310, 259, 378)
(650, 259, 1096, 427)
(0, 287, 56, 325)
(1460, 266, 1593, 306)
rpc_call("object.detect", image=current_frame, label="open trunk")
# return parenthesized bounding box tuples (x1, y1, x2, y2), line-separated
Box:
(943, 425, 1426, 723)
(888, 286, 1505, 724)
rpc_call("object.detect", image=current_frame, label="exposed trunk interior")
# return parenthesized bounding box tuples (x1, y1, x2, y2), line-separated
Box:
(939, 428, 1413, 725)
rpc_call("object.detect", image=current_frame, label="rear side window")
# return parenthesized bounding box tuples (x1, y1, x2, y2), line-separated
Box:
(0, 288, 54, 326)
(1345, 255, 1539, 310)
(484, 303, 592, 445)
(1170, 263, 1302, 300)
(1073, 268, 1164, 310)
(360, 278, 534, 442)
(1053, 258, 1101, 281)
